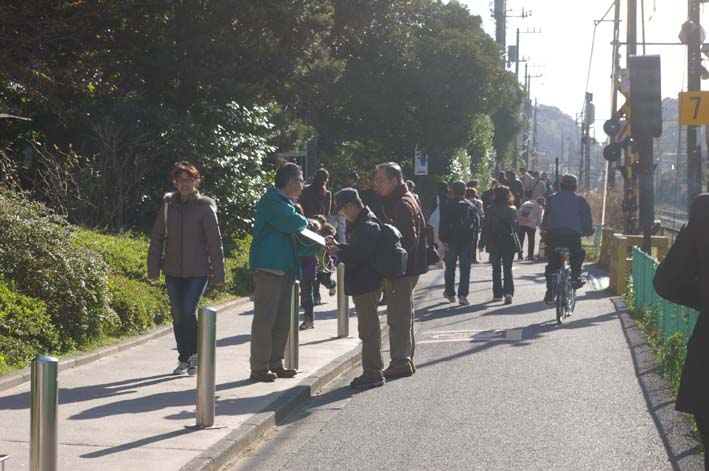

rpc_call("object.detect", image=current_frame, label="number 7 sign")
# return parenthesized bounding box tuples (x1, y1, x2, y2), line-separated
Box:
(679, 91, 709, 125)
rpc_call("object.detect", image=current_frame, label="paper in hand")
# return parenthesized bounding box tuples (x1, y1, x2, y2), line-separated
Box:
(299, 228, 327, 247)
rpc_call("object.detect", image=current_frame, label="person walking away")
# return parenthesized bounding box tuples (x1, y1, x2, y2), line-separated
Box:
(519, 167, 533, 194)
(248, 163, 320, 382)
(440, 181, 480, 305)
(299, 168, 332, 218)
(528, 171, 547, 200)
(429, 181, 449, 268)
(466, 187, 485, 263)
(374, 162, 428, 379)
(327, 188, 385, 389)
(653, 194, 709, 470)
(506, 170, 525, 209)
(540, 174, 594, 304)
(481, 179, 497, 213)
(479, 185, 519, 304)
(517, 197, 544, 261)
(148, 161, 225, 376)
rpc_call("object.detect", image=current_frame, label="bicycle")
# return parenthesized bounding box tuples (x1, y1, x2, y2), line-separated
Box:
(552, 247, 576, 324)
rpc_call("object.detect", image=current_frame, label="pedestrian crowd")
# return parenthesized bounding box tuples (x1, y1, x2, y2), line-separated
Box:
(145, 159, 707, 469)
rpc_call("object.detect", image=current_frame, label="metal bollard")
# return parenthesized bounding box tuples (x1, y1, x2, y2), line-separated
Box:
(186, 307, 223, 430)
(285, 281, 300, 370)
(337, 263, 349, 338)
(30, 356, 58, 471)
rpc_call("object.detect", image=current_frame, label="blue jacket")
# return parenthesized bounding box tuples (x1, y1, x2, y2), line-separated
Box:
(542, 191, 594, 236)
(337, 207, 382, 297)
(249, 187, 318, 279)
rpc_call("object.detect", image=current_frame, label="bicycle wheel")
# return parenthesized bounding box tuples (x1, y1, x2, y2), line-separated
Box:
(555, 286, 565, 324)
(568, 283, 576, 315)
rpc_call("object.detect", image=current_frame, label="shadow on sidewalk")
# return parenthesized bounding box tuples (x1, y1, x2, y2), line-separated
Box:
(0, 374, 182, 411)
(80, 428, 197, 459)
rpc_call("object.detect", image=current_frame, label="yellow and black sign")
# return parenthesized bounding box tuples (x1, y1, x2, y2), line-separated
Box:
(679, 91, 709, 125)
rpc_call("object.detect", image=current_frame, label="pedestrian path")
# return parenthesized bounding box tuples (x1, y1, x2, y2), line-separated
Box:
(0, 289, 365, 471)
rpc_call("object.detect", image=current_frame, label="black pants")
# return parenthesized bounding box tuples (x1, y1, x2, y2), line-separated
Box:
(518, 226, 536, 258)
(697, 413, 709, 471)
(490, 249, 515, 298)
(544, 232, 585, 292)
(301, 278, 315, 322)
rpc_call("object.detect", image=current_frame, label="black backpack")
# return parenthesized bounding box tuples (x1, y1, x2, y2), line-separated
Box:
(452, 199, 480, 237)
(374, 222, 408, 277)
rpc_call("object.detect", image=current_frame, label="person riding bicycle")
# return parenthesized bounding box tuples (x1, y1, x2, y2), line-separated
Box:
(540, 174, 594, 304)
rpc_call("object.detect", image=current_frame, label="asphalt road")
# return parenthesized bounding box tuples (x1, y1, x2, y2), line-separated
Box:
(222, 256, 701, 471)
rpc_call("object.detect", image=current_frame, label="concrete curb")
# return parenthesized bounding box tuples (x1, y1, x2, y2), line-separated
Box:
(179, 341, 365, 471)
(0, 296, 251, 393)
(612, 296, 705, 470)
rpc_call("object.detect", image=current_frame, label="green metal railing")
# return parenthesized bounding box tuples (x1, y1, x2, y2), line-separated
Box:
(632, 246, 700, 343)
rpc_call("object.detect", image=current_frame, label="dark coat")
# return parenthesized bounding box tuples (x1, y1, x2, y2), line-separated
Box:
(653, 195, 709, 416)
(381, 184, 429, 277)
(480, 202, 519, 254)
(298, 184, 332, 218)
(439, 196, 478, 244)
(337, 207, 382, 296)
(360, 188, 385, 220)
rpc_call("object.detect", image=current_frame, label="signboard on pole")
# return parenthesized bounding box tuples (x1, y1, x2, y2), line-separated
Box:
(679, 91, 709, 125)
(414, 144, 428, 176)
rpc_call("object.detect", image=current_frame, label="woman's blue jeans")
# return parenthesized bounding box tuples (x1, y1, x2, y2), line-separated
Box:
(165, 276, 208, 362)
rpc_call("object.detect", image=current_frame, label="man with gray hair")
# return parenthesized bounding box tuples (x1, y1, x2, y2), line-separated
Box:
(373, 162, 428, 379)
(540, 174, 594, 304)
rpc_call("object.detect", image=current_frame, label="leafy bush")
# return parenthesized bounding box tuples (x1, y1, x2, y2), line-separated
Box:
(108, 275, 170, 334)
(73, 229, 149, 280)
(0, 279, 59, 370)
(0, 191, 111, 349)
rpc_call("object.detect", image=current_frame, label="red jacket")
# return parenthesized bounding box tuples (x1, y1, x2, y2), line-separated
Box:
(381, 184, 429, 277)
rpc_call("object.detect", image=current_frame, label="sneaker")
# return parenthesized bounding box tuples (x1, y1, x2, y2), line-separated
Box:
(383, 364, 414, 379)
(504, 295, 513, 305)
(173, 361, 188, 375)
(271, 366, 297, 378)
(459, 296, 469, 306)
(409, 359, 416, 373)
(350, 374, 385, 389)
(187, 354, 198, 376)
(443, 292, 457, 303)
(329, 287, 337, 296)
(544, 290, 554, 305)
(249, 370, 277, 382)
(313, 297, 323, 306)
(299, 320, 314, 330)
(492, 296, 503, 302)
(518, 253, 523, 261)
(571, 279, 586, 289)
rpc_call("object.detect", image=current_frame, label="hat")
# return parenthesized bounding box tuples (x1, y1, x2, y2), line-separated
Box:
(536, 196, 546, 205)
(333, 188, 362, 214)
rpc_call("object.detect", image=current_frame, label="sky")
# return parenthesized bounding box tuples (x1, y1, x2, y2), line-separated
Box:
(455, 0, 709, 126)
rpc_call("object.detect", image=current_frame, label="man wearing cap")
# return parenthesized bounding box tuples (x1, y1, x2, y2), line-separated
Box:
(374, 162, 428, 379)
(540, 174, 594, 304)
(326, 188, 385, 389)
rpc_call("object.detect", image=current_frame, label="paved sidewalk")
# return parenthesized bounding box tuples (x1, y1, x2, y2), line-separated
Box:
(0, 285, 376, 471)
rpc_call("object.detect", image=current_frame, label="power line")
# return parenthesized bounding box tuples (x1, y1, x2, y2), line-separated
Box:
(580, 1, 616, 117)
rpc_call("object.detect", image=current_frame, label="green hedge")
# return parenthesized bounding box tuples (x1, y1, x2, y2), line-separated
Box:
(0, 279, 60, 372)
(108, 275, 170, 334)
(0, 191, 111, 349)
(73, 229, 149, 280)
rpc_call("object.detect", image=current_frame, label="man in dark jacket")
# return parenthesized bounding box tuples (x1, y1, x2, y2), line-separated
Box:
(327, 188, 385, 389)
(374, 162, 428, 379)
(506, 170, 525, 208)
(440, 181, 479, 305)
(541, 174, 594, 304)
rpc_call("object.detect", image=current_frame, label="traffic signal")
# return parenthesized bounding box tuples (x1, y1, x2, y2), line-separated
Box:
(603, 141, 624, 162)
(629, 55, 662, 137)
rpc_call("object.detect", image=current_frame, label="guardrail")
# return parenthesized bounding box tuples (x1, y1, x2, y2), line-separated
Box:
(631, 246, 700, 343)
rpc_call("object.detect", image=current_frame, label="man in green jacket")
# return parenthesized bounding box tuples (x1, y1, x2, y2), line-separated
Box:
(249, 163, 317, 382)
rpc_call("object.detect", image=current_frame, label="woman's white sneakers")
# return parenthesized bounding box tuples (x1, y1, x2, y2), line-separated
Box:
(173, 353, 198, 376)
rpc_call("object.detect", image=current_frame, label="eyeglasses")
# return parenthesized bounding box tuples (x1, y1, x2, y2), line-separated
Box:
(374, 177, 390, 185)
(175, 177, 196, 184)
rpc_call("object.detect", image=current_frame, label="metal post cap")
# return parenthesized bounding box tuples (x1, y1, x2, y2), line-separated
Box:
(33, 356, 59, 363)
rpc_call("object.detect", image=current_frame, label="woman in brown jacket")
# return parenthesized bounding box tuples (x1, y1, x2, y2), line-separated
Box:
(653, 194, 709, 469)
(148, 161, 225, 376)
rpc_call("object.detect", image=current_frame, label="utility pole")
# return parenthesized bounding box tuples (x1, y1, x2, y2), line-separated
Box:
(583, 93, 594, 190)
(623, 0, 638, 234)
(531, 99, 539, 170)
(494, 0, 506, 48)
(515, 28, 520, 80)
(687, 0, 703, 210)
(607, 0, 621, 188)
